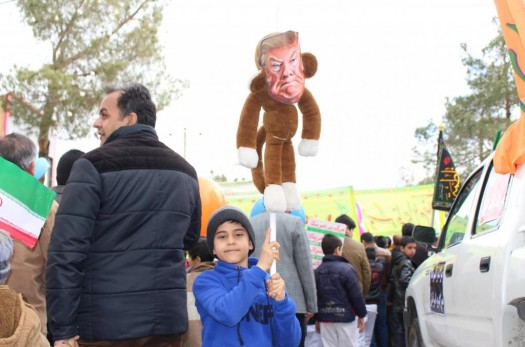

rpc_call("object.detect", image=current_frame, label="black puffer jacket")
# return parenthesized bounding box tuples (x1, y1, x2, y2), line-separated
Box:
(314, 255, 367, 323)
(47, 125, 201, 341)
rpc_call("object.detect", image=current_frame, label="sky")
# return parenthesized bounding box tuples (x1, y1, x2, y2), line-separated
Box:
(0, 0, 499, 191)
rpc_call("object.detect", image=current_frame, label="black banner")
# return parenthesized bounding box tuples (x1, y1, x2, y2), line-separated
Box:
(432, 131, 460, 211)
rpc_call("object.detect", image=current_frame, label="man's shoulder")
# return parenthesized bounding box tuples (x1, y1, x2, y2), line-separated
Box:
(344, 237, 364, 248)
(82, 145, 110, 164)
(42, 200, 58, 237)
(82, 138, 196, 178)
(44, 200, 58, 226)
(48, 200, 59, 215)
(343, 238, 367, 261)
(375, 246, 391, 257)
(401, 257, 415, 269)
(251, 212, 301, 235)
(250, 213, 268, 227)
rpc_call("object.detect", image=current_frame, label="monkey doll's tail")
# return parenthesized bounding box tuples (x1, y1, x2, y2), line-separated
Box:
(252, 126, 266, 194)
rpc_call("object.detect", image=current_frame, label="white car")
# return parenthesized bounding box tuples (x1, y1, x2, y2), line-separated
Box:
(404, 153, 525, 347)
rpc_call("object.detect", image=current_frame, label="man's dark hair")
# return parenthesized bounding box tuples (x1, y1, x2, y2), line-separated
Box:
(321, 234, 342, 255)
(105, 83, 157, 127)
(188, 237, 214, 262)
(385, 236, 392, 248)
(361, 232, 375, 243)
(401, 223, 415, 236)
(56, 149, 85, 185)
(400, 236, 416, 248)
(0, 133, 36, 171)
(335, 214, 356, 230)
(375, 235, 388, 249)
(365, 247, 377, 261)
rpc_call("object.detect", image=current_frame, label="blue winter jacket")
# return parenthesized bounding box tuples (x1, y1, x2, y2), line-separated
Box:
(193, 258, 301, 347)
(46, 125, 201, 341)
(315, 254, 367, 323)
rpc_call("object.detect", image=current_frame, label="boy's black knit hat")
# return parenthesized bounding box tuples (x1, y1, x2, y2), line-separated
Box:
(207, 205, 255, 255)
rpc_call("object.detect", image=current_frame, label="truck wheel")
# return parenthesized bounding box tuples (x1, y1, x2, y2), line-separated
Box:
(407, 317, 424, 347)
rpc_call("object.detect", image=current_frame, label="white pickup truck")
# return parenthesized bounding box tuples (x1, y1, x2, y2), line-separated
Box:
(404, 153, 525, 347)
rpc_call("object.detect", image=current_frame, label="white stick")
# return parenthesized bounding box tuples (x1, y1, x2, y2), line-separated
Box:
(270, 212, 277, 275)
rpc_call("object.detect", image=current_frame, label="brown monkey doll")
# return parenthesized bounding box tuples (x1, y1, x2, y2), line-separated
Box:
(236, 31, 321, 212)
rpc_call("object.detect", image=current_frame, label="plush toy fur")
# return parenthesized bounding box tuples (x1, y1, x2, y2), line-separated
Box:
(236, 52, 321, 212)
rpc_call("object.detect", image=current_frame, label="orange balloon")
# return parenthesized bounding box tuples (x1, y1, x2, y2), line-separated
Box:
(198, 177, 227, 236)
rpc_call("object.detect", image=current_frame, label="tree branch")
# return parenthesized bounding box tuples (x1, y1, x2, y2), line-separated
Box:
(54, 0, 87, 65)
(6, 92, 44, 116)
(60, 1, 150, 66)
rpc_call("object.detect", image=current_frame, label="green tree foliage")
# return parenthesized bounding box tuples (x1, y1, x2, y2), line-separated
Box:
(1, 0, 186, 158)
(413, 26, 518, 182)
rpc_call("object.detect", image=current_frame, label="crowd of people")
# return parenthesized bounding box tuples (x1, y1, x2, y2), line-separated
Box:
(0, 82, 430, 347)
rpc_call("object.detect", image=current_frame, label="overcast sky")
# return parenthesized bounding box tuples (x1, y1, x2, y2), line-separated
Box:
(0, 0, 500, 190)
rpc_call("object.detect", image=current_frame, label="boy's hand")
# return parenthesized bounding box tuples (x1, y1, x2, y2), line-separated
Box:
(357, 317, 365, 332)
(54, 336, 79, 347)
(256, 229, 280, 272)
(305, 311, 314, 322)
(266, 273, 286, 301)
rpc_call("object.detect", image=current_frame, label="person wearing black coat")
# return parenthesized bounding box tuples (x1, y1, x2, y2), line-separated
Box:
(315, 234, 367, 347)
(387, 236, 416, 347)
(46, 83, 201, 347)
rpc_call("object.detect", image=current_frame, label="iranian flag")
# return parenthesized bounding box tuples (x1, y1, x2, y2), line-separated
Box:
(0, 157, 56, 249)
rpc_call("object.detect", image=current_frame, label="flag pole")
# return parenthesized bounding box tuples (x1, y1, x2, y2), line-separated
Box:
(431, 123, 445, 230)
(270, 212, 277, 275)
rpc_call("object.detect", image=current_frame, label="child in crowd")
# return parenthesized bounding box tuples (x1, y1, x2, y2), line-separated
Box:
(315, 234, 367, 347)
(193, 206, 301, 347)
(358, 247, 384, 347)
(183, 237, 216, 347)
(0, 230, 50, 346)
(388, 236, 417, 347)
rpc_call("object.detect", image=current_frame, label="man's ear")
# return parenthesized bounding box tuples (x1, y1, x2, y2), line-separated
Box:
(127, 112, 138, 125)
(28, 160, 35, 176)
(249, 242, 254, 251)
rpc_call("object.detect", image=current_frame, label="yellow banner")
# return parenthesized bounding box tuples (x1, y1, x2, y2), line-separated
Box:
(355, 184, 434, 238)
(226, 185, 357, 225)
(224, 183, 434, 239)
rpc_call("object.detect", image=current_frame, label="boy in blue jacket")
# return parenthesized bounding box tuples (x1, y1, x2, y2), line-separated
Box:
(315, 234, 367, 347)
(193, 206, 301, 347)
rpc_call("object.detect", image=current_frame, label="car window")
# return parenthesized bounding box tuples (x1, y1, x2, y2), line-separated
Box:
(441, 169, 482, 249)
(474, 163, 511, 235)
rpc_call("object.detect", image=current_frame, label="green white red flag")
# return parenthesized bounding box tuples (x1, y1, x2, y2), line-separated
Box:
(0, 157, 56, 249)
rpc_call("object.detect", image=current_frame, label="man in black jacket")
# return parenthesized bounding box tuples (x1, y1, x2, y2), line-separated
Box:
(46, 83, 201, 347)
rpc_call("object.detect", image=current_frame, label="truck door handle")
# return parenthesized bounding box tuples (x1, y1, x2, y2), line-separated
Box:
(480, 256, 491, 273)
(445, 264, 453, 277)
